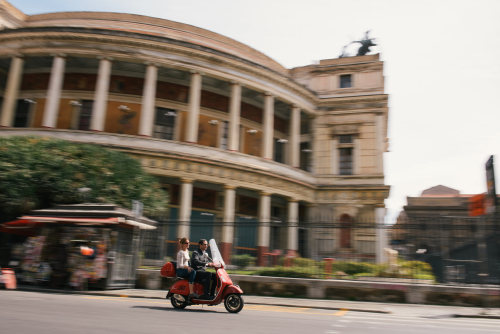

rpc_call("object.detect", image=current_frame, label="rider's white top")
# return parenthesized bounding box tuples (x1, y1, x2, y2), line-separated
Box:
(177, 249, 190, 269)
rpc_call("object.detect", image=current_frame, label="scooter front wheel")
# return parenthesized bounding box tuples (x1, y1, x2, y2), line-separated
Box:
(224, 294, 244, 313)
(171, 294, 188, 309)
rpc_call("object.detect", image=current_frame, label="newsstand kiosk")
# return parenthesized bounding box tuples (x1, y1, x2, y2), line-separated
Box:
(1, 204, 157, 290)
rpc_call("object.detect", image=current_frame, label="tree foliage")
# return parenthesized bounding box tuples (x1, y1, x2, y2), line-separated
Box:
(0, 136, 168, 222)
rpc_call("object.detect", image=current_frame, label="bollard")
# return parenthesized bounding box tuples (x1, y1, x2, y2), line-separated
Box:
(1, 268, 17, 289)
(323, 258, 335, 279)
(284, 250, 296, 267)
(271, 249, 282, 266)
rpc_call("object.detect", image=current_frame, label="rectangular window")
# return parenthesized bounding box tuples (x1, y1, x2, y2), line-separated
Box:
(78, 100, 93, 130)
(340, 74, 352, 88)
(13, 99, 32, 127)
(339, 147, 353, 175)
(300, 141, 312, 172)
(274, 139, 286, 163)
(153, 107, 176, 140)
(300, 113, 310, 135)
(220, 120, 229, 149)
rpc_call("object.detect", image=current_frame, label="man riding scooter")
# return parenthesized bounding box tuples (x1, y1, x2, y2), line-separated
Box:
(191, 239, 216, 299)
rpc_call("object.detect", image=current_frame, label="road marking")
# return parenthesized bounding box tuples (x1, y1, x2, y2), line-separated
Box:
(333, 309, 348, 316)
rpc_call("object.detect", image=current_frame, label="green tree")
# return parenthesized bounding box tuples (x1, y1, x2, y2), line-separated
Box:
(0, 136, 168, 222)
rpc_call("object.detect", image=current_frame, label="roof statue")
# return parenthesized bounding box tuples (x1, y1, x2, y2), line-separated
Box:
(340, 30, 377, 58)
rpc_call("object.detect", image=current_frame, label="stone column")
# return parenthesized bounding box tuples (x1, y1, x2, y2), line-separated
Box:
(185, 71, 202, 143)
(309, 115, 318, 174)
(289, 106, 301, 167)
(332, 137, 339, 175)
(287, 199, 299, 256)
(221, 185, 236, 263)
(42, 55, 66, 128)
(228, 82, 241, 151)
(375, 114, 385, 174)
(354, 136, 360, 175)
(177, 178, 193, 239)
(90, 57, 112, 131)
(257, 191, 271, 266)
(261, 93, 274, 159)
(305, 203, 317, 259)
(0, 56, 24, 127)
(138, 63, 158, 137)
(375, 206, 388, 264)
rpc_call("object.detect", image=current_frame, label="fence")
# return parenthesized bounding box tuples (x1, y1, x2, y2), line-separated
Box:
(139, 216, 500, 284)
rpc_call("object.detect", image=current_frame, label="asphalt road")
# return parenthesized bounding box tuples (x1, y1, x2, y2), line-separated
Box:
(1, 290, 499, 334)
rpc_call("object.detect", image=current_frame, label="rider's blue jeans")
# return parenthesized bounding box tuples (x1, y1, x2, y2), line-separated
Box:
(176, 268, 196, 284)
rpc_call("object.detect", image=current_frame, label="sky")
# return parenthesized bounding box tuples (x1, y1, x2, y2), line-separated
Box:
(8, 0, 500, 223)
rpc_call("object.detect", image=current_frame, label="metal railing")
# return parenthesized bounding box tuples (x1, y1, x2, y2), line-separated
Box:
(139, 216, 500, 284)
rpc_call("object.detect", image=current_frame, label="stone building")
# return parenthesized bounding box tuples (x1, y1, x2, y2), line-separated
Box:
(391, 185, 500, 283)
(0, 1, 390, 263)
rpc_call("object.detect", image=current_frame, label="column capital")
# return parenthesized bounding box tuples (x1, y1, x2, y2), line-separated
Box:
(50, 53, 66, 58)
(260, 191, 271, 197)
(264, 91, 273, 97)
(224, 185, 236, 190)
(180, 178, 194, 184)
(97, 55, 113, 61)
(144, 61, 159, 67)
(288, 198, 299, 203)
(189, 69, 204, 76)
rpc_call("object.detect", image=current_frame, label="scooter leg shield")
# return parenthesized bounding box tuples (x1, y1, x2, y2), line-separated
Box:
(169, 279, 190, 295)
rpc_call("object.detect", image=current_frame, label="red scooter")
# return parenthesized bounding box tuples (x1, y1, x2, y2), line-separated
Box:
(163, 239, 244, 313)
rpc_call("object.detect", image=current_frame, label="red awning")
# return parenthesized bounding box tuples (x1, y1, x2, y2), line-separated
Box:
(2, 216, 155, 230)
(19, 216, 121, 224)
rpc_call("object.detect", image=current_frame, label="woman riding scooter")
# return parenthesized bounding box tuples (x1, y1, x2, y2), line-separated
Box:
(175, 238, 198, 300)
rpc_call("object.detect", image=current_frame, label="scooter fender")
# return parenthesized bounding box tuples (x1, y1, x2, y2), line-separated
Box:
(221, 284, 243, 298)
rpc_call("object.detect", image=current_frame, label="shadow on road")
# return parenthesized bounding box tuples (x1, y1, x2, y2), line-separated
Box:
(131, 305, 219, 313)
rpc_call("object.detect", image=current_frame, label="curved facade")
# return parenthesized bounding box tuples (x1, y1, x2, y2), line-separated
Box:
(0, 1, 390, 263)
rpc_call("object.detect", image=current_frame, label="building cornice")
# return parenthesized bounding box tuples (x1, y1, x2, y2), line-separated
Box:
(0, 27, 318, 111)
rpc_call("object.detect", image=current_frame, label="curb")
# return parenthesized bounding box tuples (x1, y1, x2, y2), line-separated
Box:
(453, 314, 500, 320)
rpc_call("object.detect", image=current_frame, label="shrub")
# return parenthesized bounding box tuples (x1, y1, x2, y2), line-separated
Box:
(255, 266, 320, 279)
(231, 254, 256, 269)
(331, 261, 377, 275)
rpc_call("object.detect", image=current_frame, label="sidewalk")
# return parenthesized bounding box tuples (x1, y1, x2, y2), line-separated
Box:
(15, 285, 500, 319)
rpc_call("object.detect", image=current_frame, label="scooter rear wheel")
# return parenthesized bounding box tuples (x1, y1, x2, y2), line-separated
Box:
(224, 294, 244, 313)
(171, 294, 188, 309)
